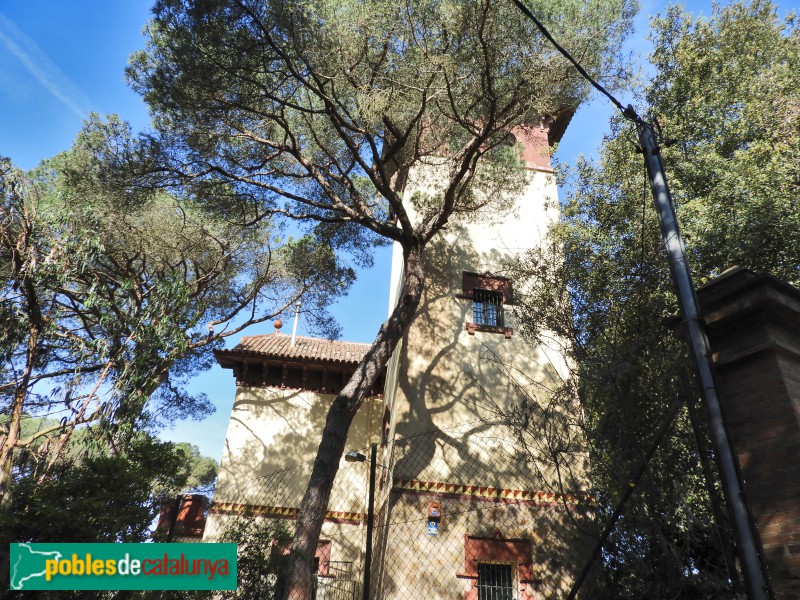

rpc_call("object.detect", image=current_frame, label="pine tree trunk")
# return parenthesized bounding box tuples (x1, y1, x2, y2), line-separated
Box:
(0, 324, 38, 505)
(284, 243, 425, 600)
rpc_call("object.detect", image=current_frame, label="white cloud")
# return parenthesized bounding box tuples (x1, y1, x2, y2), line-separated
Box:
(0, 11, 92, 119)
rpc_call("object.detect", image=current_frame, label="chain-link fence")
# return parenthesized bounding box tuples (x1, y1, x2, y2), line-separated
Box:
(182, 421, 595, 600)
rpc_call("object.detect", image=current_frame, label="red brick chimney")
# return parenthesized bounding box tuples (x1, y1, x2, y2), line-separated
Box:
(698, 267, 800, 598)
(155, 494, 207, 540)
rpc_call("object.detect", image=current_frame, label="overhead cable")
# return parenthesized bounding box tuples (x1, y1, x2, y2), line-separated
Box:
(510, 0, 637, 122)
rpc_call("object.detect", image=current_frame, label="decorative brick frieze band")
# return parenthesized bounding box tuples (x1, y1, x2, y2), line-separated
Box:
(210, 502, 364, 525)
(209, 481, 592, 528)
(391, 478, 592, 506)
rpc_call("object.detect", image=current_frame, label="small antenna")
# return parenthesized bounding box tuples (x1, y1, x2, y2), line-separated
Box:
(290, 301, 301, 346)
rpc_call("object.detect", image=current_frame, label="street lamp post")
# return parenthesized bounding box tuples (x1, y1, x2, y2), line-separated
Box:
(346, 443, 378, 600)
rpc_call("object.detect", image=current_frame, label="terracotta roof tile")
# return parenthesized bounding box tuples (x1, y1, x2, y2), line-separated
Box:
(218, 333, 370, 365)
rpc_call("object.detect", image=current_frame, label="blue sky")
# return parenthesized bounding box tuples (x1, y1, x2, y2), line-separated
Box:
(1, 0, 786, 464)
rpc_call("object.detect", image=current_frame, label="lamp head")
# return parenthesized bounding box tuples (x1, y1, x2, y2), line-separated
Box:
(344, 450, 367, 463)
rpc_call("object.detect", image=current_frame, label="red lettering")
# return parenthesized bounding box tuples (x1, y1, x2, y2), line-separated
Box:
(216, 559, 229, 576)
(142, 558, 159, 575)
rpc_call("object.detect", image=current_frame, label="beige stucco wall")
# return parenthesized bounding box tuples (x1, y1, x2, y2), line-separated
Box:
(384, 164, 580, 477)
(379, 157, 592, 596)
(203, 386, 382, 580)
(205, 384, 382, 542)
(205, 383, 378, 591)
(371, 425, 592, 598)
(216, 385, 381, 486)
(372, 492, 592, 600)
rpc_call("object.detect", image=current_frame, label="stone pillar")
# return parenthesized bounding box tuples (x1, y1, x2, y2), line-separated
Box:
(698, 267, 800, 598)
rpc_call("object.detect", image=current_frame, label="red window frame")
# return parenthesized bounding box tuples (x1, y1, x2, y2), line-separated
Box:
(458, 535, 536, 600)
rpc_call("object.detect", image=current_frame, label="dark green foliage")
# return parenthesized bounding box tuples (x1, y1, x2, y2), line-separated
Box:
(0, 435, 190, 545)
(515, 0, 800, 596)
(1, 114, 353, 496)
(127, 0, 636, 248)
(172, 443, 219, 496)
(134, 518, 291, 600)
(0, 432, 217, 598)
(0, 431, 217, 544)
(220, 517, 292, 600)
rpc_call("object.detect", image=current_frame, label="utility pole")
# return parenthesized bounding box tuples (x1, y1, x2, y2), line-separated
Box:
(508, 2, 770, 595)
(634, 114, 770, 600)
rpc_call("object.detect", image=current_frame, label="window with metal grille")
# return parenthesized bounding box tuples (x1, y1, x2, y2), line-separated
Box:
(477, 562, 515, 600)
(473, 289, 504, 327)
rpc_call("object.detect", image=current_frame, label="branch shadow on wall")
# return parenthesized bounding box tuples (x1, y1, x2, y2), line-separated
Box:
(373, 224, 597, 599)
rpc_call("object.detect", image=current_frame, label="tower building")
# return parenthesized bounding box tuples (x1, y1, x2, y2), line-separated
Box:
(204, 117, 593, 599)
